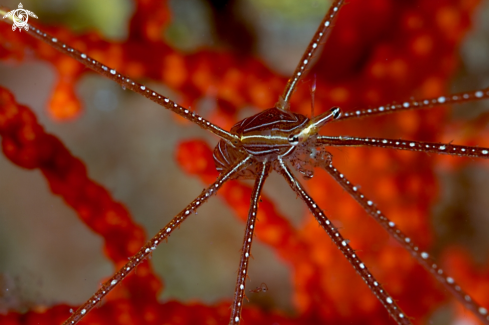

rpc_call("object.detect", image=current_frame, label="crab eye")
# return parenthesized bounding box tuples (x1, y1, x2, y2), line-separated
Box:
(288, 134, 299, 145)
(331, 106, 341, 119)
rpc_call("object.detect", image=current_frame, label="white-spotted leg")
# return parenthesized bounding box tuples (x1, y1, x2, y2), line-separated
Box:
(278, 0, 345, 110)
(63, 156, 252, 325)
(230, 160, 271, 325)
(322, 161, 489, 325)
(336, 88, 489, 121)
(276, 158, 412, 325)
(317, 136, 489, 159)
(1, 18, 239, 145)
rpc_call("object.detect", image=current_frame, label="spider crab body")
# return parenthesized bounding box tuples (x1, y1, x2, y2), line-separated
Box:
(214, 107, 307, 169)
(213, 106, 338, 178)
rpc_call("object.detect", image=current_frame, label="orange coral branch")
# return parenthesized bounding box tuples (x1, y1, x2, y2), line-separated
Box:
(0, 86, 160, 298)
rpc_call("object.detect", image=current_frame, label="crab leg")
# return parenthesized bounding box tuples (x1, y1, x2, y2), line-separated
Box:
(230, 160, 271, 325)
(62, 156, 252, 325)
(0, 10, 239, 145)
(335, 88, 489, 121)
(277, 158, 412, 325)
(317, 136, 489, 159)
(278, 0, 345, 110)
(322, 161, 489, 325)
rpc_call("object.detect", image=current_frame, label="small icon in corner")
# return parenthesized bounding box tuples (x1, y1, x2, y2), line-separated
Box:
(2, 3, 38, 32)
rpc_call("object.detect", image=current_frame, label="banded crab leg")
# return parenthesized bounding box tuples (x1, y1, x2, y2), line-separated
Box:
(277, 0, 345, 110)
(317, 136, 489, 159)
(0, 10, 239, 146)
(335, 88, 489, 121)
(276, 158, 412, 325)
(230, 160, 271, 325)
(321, 161, 489, 325)
(62, 156, 252, 325)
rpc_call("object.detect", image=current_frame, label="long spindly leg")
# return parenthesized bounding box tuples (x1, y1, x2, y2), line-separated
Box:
(276, 158, 412, 325)
(278, 0, 345, 110)
(335, 88, 489, 121)
(322, 161, 489, 325)
(63, 156, 252, 325)
(230, 160, 271, 325)
(0, 10, 239, 145)
(317, 136, 489, 159)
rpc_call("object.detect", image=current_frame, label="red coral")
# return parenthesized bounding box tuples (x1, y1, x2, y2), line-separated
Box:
(1, 0, 489, 324)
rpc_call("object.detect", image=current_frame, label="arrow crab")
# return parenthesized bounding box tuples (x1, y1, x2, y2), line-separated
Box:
(1, 0, 489, 324)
